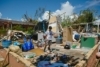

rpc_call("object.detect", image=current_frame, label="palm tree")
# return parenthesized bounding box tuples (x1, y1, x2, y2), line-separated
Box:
(23, 7, 46, 25)
(23, 12, 38, 25)
(34, 7, 45, 20)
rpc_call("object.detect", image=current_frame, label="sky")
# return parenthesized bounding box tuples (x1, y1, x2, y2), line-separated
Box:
(0, 0, 100, 21)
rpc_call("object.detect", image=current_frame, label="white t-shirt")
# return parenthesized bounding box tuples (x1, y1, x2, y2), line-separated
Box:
(45, 31, 54, 40)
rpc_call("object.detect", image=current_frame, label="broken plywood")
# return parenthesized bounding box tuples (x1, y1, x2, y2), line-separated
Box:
(49, 16, 57, 24)
(63, 27, 73, 45)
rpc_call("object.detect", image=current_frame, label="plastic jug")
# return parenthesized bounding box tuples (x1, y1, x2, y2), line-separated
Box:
(22, 42, 27, 51)
(22, 38, 34, 51)
(27, 39, 34, 50)
(30, 39, 34, 49)
(22, 38, 28, 51)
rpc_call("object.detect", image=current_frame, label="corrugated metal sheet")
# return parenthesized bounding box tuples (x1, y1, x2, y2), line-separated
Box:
(0, 19, 34, 25)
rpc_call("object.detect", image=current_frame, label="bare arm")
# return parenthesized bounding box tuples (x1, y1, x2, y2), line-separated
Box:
(53, 32, 58, 38)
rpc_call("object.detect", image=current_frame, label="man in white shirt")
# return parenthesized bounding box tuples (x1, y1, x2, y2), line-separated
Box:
(44, 26, 55, 52)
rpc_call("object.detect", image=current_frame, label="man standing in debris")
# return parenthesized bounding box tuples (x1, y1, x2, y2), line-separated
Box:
(43, 26, 55, 52)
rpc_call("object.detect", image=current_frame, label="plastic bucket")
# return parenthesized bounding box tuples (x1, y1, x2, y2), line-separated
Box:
(56, 38, 62, 44)
(2, 40, 12, 48)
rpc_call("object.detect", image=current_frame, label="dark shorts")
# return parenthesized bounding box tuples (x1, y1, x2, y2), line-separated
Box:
(46, 40, 52, 45)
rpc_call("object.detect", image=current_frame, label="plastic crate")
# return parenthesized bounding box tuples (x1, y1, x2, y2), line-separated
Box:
(81, 36, 95, 48)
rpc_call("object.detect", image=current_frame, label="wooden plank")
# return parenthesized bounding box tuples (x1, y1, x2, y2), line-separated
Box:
(63, 27, 73, 45)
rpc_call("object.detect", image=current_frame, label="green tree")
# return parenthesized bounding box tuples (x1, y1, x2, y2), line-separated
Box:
(74, 9, 95, 24)
(23, 7, 45, 24)
(22, 7, 46, 32)
(34, 7, 45, 20)
(12, 25, 23, 31)
(61, 16, 72, 28)
(0, 27, 6, 36)
(23, 13, 38, 25)
(26, 27, 34, 34)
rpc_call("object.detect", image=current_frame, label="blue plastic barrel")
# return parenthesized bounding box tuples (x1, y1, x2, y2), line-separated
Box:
(56, 35, 62, 44)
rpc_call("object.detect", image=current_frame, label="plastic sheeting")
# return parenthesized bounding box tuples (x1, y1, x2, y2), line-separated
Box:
(37, 61, 68, 67)
(34, 20, 49, 32)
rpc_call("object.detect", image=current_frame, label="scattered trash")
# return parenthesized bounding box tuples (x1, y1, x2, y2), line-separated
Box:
(22, 52, 36, 59)
(36, 53, 77, 67)
(37, 39, 45, 47)
(0, 24, 98, 67)
(13, 41, 20, 46)
(64, 44, 70, 49)
(64, 42, 71, 49)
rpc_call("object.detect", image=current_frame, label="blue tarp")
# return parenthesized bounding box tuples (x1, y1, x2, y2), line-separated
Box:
(37, 61, 69, 67)
(35, 20, 49, 32)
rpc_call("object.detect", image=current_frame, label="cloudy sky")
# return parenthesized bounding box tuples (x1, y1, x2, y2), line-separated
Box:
(0, 0, 100, 21)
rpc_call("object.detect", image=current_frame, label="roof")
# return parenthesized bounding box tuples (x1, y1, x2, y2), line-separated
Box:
(93, 19, 100, 25)
(73, 23, 93, 26)
(0, 19, 35, 25)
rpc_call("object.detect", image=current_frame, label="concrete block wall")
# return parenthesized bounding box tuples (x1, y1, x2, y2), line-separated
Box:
(86, 45, 98, 67)
(76, 45, 99, 67)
